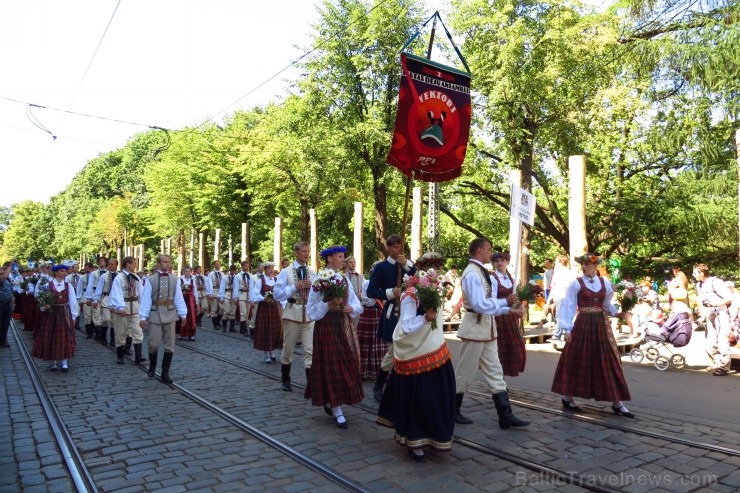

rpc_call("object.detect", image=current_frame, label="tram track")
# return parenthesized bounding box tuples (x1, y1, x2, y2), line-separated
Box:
(9, 320, 99, 493)
(174, 338, 624, 493)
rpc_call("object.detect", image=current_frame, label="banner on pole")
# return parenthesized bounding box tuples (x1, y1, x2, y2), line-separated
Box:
(510, 183, 536, 226)
(386, 53, 472, 183)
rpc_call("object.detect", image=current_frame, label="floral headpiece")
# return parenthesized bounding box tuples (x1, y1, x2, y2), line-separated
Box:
(492, 252, 511, 262)
(414, 252, 445, 271)
(575, 253, 602, 265)
(261, 261, 275, 268)
(320, 245, 346, 258)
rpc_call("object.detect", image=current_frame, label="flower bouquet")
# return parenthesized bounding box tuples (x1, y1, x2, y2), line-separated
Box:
(516, 282, 543, 305)
(403, 269, 444, 329)
(181, 283, 192, 293)
(313, 269, 346, 306)
(614, 281, 638, 312)
(35, 278, 54, 311)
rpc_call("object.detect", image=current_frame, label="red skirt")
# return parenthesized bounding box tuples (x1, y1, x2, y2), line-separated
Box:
(551, 312, 631, 402)
(305, 310, 364, 407)
(357, 305, 386, 379)
(180, 291, 198, 337)
(253, 300, 283, 351)
(31, 304, 75, 361)
(19, 294, 39, 332)
(496, 313, 526, 376)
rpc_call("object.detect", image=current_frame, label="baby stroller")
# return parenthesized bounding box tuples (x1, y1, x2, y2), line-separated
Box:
(629, 310, 693, 370)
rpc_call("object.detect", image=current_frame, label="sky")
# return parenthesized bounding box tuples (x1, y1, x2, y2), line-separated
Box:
(0, 0, 443, 208)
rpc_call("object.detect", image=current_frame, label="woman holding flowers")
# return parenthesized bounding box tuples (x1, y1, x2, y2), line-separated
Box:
(377, 252, 455, 463)
(250, 262, 283, 364)
(305, 246, 364, 429)
(551, 254, 634, 418)
(32, 264, 78, 372)
(491, 252, 527, 377)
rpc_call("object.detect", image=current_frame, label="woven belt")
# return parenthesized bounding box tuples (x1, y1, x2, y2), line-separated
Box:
(102, 292, 110, 296)
(155, 300, 173, 306)
(124, 297, 138, 302)
(578, 307, 604, 313)
(288, 299, 307, 305)
(240, 289, 249, 292)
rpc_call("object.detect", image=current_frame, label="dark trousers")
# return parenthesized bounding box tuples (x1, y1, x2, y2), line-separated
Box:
(0, 302, 11, 344)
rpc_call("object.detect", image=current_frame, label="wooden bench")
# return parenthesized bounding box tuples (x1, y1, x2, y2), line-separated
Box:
(443, 320, 461, 333)
(522, 329, 554, 344)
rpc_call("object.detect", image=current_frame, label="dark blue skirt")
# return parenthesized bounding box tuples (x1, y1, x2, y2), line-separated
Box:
(377, 360, 456, 451)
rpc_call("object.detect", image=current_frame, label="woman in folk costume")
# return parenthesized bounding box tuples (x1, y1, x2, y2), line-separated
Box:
(178, 266, 199, 341)
(17, 267, 40, 333)
(377, 252, 455, 463)
(354, 261, 387, 379)
(551, 253, 634, 418)
(31, 264, 78, 372)
(491, 252, 526, 377)
(305, 245, 364, 429)
(250, 262, 283, 364)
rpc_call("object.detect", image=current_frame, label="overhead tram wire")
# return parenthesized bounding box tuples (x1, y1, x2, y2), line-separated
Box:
(58, 0, 123, 134)
(166, 0, 396, 149)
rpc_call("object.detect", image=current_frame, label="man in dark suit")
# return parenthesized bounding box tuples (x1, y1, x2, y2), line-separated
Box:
(367, 234, 415, 401)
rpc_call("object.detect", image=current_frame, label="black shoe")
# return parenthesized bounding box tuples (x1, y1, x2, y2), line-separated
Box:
(324, 404, 332, 416)
(336, 416, 348, 429)
(612, 405, 635, 418)
(61, 365, 69, 373)
(407, 448, 425, 462)
(188, 337, 195, 341)
(454, 393, 473, 424)
(562, 399, 583, 412)
(373, 370, 389, 402)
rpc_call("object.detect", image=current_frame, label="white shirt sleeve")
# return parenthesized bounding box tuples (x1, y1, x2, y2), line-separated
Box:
(139, 280, 152, 320)
(218, 278, 227, 300)
(67, 283, 79, 319)
(93, 275, 105, 302)
(463, 270, 510, 315)
(399, 293, 426, 335)
(306, 284, 328, 321)
(347, 280, 363, 319)
(272, 269, 296, 302)
(205, 276, 213, 296)
(174, 280, 187, 318)
(108, 275, 125, 312)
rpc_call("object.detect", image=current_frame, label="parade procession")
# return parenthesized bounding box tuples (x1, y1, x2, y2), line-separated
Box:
(2, 0, 740, 492)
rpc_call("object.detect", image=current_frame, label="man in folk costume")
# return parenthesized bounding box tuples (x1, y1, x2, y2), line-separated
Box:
(454, 238, 529, 429)
(109, 257, 147, 365)
(273, 241, 316, 392)
(76, 262, 95, 339)
(207, 260, 224, 329)
(367, 234, 416, 402)
(86, 257, 109, 344)
(139, 254, 187, 384)
(218, 265, 238, 332)
(249, 261, 266, 336)
(65, 262, 82, 330)
(93, 258, 118, 347)
(193, 266, 207, 327)
(233, 260, 254, 337)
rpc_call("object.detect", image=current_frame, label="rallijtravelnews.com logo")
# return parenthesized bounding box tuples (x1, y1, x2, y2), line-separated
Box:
(516, 471, 718, 487)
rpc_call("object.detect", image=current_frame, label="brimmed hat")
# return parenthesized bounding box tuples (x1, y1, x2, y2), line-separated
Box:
(320, 245, 346, 259)
(415, 252, 445, 270)
(574, 253, 602, 265)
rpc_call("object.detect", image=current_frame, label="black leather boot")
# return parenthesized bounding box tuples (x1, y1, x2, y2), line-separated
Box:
(85, 324, 94, 339)
(148, 353, 157, 377)
(134, 343, 147, 364)
(109, 326, 115, 346)
(305, 367, 311, 381)
(160, 351, 174, 384)
(116, 345, 125, 364)
(249, 326, 255, 340)
(124, 336, 133, 355)
(196, 312, 204, 327)
(281, 363, 292, 391)
(373, 369, 388, 402)
(211, 317, 219, 330)
(94, 326, 102, 341)
(455, 393, 473, 424)
(229, 320, 236, 333)
(492, 391, 529, 429)
(239, 321, 247, 335)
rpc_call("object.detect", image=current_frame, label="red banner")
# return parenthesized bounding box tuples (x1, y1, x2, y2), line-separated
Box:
(386, 53, 472, 183)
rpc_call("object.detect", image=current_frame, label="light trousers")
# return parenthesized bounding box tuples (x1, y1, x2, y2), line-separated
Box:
(454, 339, 507, 395)
(280, 319, 314, 368)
